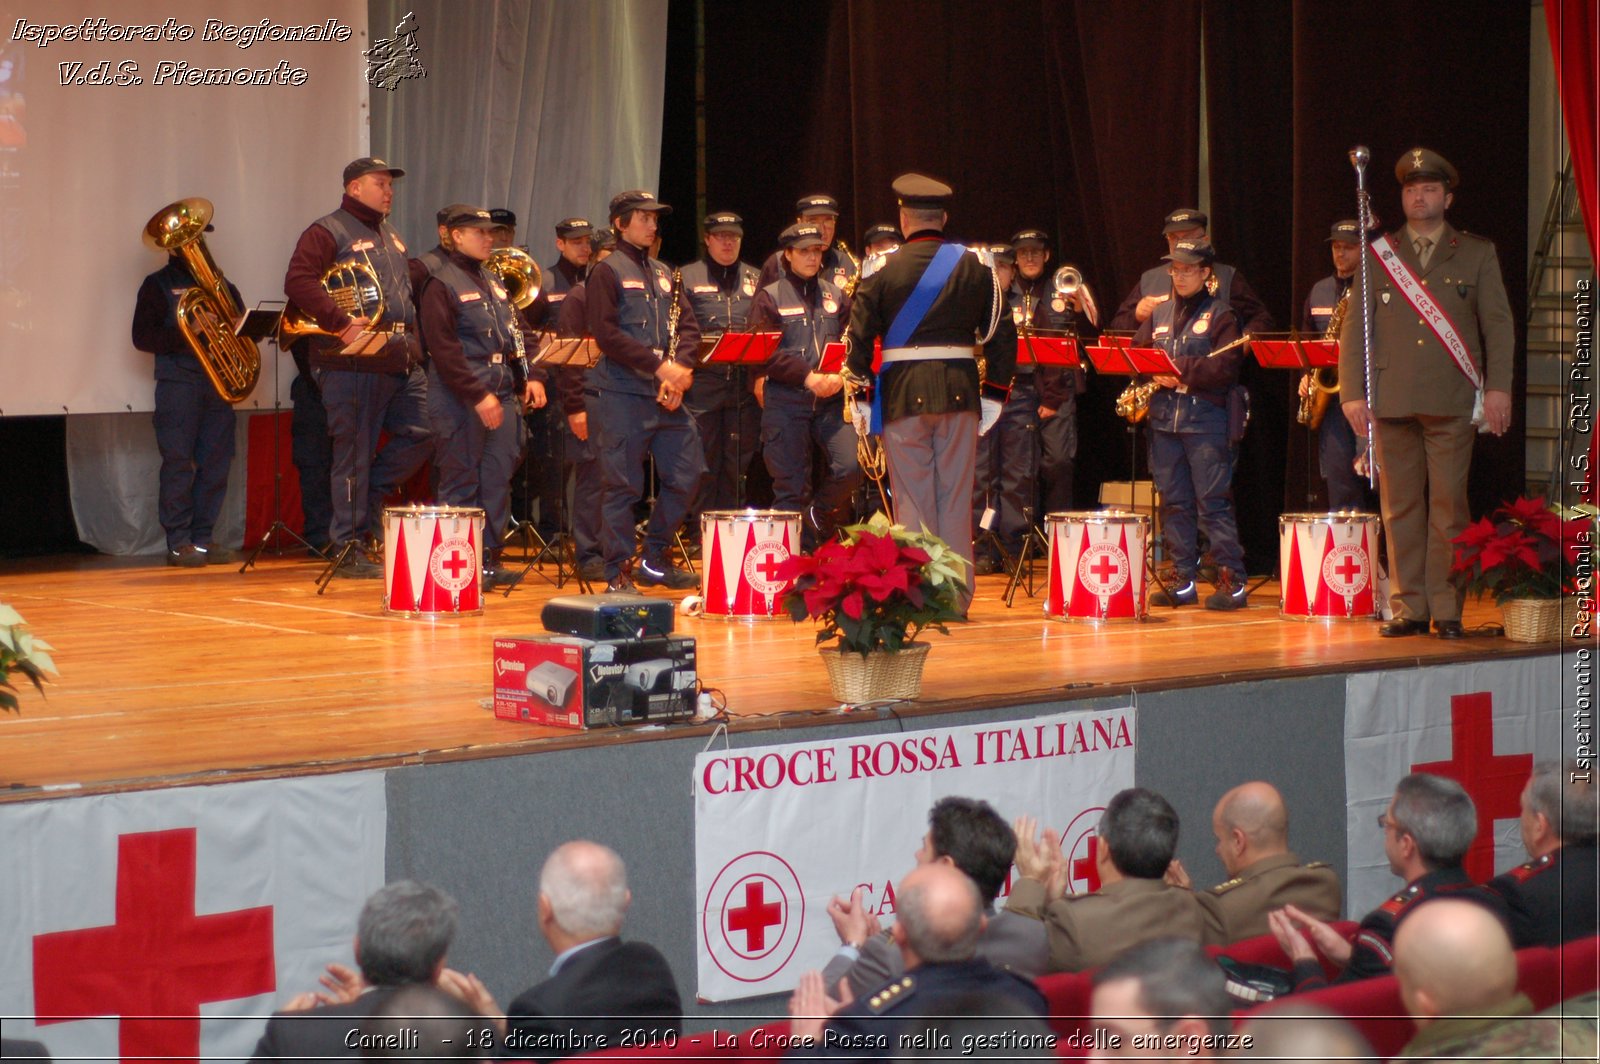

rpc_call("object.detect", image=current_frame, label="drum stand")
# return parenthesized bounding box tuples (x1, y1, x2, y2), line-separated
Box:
(1002, 522, 1051, 607)
(315, 539, 361, 595)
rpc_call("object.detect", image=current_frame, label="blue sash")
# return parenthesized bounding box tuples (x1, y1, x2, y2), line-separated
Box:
(874, 242, 965, 432)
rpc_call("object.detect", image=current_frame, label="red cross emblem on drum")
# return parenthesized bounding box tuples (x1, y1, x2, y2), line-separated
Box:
(744, 538, 791, 599)
(701, 851, 806, 983)
(430, 536, 477, 594)
(1280, 513, 1380, 620)
(701, 511, 801, 619)
(1047, 511, 1149, 623)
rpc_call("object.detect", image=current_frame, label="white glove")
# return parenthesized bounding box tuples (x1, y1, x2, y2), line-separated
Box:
(978, 397, 1003, 437)
(849, 400, 871, 440)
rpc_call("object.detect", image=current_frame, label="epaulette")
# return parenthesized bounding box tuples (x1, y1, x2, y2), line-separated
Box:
(1508, 854, 1553, 883)
(866, 975, 913, 1014)
(1378, 883, 1421, 917)
(1209, 876, 1245, 896)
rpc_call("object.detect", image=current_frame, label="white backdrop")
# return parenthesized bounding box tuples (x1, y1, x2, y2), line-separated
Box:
(694, 707, 1136, 1002)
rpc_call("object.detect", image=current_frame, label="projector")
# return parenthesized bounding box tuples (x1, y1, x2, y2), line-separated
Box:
(542, 593, 675, 640)
(526, 660, 580, 707)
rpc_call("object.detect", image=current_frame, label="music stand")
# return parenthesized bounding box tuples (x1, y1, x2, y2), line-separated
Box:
(702, 331, 778, 512)
(504, 333, 603, 594)
(1001, 329, 1082, 603)
(238, 302, 321, 572)
(1253, 333, 1342, 594)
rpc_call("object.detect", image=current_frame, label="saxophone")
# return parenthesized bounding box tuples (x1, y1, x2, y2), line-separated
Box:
(837, 238, 862, 296)
(1115, 379, 1162, 423)
(1297, 290, 1348, 429)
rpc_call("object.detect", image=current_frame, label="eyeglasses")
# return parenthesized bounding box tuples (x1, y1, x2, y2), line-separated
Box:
(1376, 814, 1402, 832)
(1167, 266, 1205, 278)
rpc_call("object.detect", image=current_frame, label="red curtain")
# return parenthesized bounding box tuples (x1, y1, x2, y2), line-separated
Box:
(1546, 0, 1600, 253)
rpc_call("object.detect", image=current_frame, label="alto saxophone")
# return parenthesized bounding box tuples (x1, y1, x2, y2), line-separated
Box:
(1115, 379, 1162, 423)
(1297, 290, 1348, 429)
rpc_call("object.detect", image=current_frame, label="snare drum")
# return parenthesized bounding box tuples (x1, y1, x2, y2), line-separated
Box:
(383, 505, 486, 618)
(700, 509, 801, 620)
(1045, 510, 1150, 623)
(1279, 511, 1381, 620)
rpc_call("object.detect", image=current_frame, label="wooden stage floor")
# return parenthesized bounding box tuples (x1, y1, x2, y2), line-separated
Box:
(0, 551, 1540, 801)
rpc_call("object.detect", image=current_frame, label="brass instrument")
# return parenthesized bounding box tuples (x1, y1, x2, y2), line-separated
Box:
(1116, 333, 1254, 424)
(1052, 264, 1083, 299)
(665, 267, 683, 357)
(1297, 290, 1349, 429)
(486, 246, 542, 310)
(142, 198, 261, 404)
(278, 257, 387, 349)
(836, 237, 862, 295)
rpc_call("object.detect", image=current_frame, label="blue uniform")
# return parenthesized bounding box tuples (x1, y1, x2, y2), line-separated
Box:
(681, 258, 762, 513)
(1301, 274, 1372, 511)
(131, 259, 241, 555)
(1134, 290, 1247, 589)
(751, 270, 859, 545)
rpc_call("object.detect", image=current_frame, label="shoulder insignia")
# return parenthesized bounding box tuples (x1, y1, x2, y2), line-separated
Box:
(1209, 876, 1245, 896)
(1353, 929, 1395, 968)
(1509, 854, 1553, 883)
(1378, 884, 1420, 916)
(867, 976, 913, 1014)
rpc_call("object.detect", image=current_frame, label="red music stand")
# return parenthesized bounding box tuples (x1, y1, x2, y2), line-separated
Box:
(1252, 334, 1338, 371)
(819, 341, 847, 374)
(1016, 329, 1081, 368)
(1083, 333, 1180, 378)
(699, 331, 780, 366)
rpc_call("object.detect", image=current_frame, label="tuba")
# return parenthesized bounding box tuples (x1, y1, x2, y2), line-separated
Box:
(142, 198, 261, 404)
(1300, 290, 1348, 429)
(486, 246, 542, 310)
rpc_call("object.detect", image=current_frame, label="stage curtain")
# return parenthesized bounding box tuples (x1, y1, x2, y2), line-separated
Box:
(1546, 0, 1599, 253)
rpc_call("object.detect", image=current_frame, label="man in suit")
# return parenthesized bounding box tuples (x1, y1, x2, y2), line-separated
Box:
(1166, 781, 1342, 944)
(1338, 147, 1514, 639)
(251, 881, 463, 1062)
(1483, 760, 1598, 947)
(786, 862, 1047, 1057)
(499, 840, 682, 1061)
(1005, 787, 1210, 972)
(820, 796, 1049, 998)
(1089, 938, 1234, 1059)
(357, 984, 482, 1059)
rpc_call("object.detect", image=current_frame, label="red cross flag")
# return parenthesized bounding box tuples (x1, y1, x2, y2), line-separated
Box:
(1343, 657, 1571, 915)
(1, 773, 387, 1062)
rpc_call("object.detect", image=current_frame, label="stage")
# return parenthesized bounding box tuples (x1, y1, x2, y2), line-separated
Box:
(0, 549, 1540, 801)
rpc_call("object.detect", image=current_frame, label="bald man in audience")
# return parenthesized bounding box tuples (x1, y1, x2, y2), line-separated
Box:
(1392, 898, 1598, 1062)
(1166, 782, 1341, 943)
(1483, 759, 1598, 947)
(1234, 1002, 1377, 1062)
(786, 862, 1046, 1057)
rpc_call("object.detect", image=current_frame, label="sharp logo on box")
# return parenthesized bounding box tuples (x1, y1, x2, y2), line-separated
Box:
(495, 658, 527, 678)
(589, 663, 627, 684)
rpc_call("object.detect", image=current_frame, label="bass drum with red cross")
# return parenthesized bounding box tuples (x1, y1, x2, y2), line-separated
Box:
(383, 505, 486, 618)
(1046, 510, 1150, 623)
(700, 510, 801, 620)
(1278, 511, 1382, 621)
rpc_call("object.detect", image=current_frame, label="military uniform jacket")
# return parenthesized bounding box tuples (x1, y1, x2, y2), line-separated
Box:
(1005, 874, 1209, 973)
(805, 958, 1047, 1058)
(1393, 992, 1600, 1064)
(1195, 852, 1342, 944)
(819, 908, 1050, 1000)
(1483, 841, 1598, 948)
(1291, 866, 1487, 990)
(844, 232, 1016, 422)
(1337, 222, 1514, 417)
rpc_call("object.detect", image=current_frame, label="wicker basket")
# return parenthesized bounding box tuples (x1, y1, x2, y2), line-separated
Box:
(821, 642, 932, 704)
(1501, 597, 1561, 643)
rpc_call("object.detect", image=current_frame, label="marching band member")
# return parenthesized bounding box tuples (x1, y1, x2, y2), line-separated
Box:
(283, 157, 432, 578)
(417, 206, 547, 588)
(1339, 148, 1513, 639)
(416, 203, 477, 277)
(587, 191, 704, 592)
(758, 193, 857, 293)
(845, 174, 1016, 616)
(531, 216, 594, 330)
(749, 222, 860, 549)
(1300, 219, 1374, 511)
(862, 224, 900, 257)
(1109, 208, 1274, 335)
(1134, 241, 1250, 611)
(554, 227, 616, 582)
(681, 211, 762, 514)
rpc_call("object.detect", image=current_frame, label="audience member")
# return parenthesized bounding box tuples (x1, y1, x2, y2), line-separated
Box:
(1483, 759, 1598, 946)
(822, 797, 1048, 998)
(1233, 1001, 1376, 1062)
(787, 863, 1046, 1058)
(1006, 788, 1209, 971)
(1088, 937, 1232, 1060)
(891, 991, 1056, 1061)
(1167, 782, 1341, 943)
(358, 984, 483, 1059)
(1269, 773, 1491, 990)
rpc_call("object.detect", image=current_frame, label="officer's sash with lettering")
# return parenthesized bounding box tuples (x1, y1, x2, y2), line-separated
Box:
(1370, 234, 1482, 391)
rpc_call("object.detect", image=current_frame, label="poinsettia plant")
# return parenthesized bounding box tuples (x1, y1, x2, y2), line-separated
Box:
(1450, 496, 1593, 604)
(777, 512, 969, 654)
(1, 603, 57, 714)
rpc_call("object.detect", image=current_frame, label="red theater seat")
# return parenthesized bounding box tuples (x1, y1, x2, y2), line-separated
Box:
(1240, 973, 1413, 1059)
(1214, 921, 1357, 981)
(1559, 934, 1600, 998)
(1036, 970, 1095, 1044)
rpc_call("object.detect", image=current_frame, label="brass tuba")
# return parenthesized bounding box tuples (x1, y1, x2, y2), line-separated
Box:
(142, 198, 261, 404)
(486, 247, 542, 310)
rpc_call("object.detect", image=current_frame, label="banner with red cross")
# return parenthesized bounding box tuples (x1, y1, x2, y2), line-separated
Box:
(692, 706, 1135, 1001)
(0, 772, 387, 1062)
(1342, 655, 1572, 917)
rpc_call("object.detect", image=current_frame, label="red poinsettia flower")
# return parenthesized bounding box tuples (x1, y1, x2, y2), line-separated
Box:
(841, 589, 865, 620)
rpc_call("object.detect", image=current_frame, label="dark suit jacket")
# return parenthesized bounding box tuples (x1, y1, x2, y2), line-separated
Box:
(502, 937, 681, 1062)
(251, 986, 405, 1063)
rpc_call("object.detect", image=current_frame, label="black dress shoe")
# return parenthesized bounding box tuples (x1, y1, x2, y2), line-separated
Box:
(1380, 617, 1431, 637)
(1434, 619, 1465, 639)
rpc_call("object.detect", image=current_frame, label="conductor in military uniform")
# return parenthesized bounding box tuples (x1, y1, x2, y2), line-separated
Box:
(843, 174, 1016, 613)
(1339, 148, 1514, 639)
